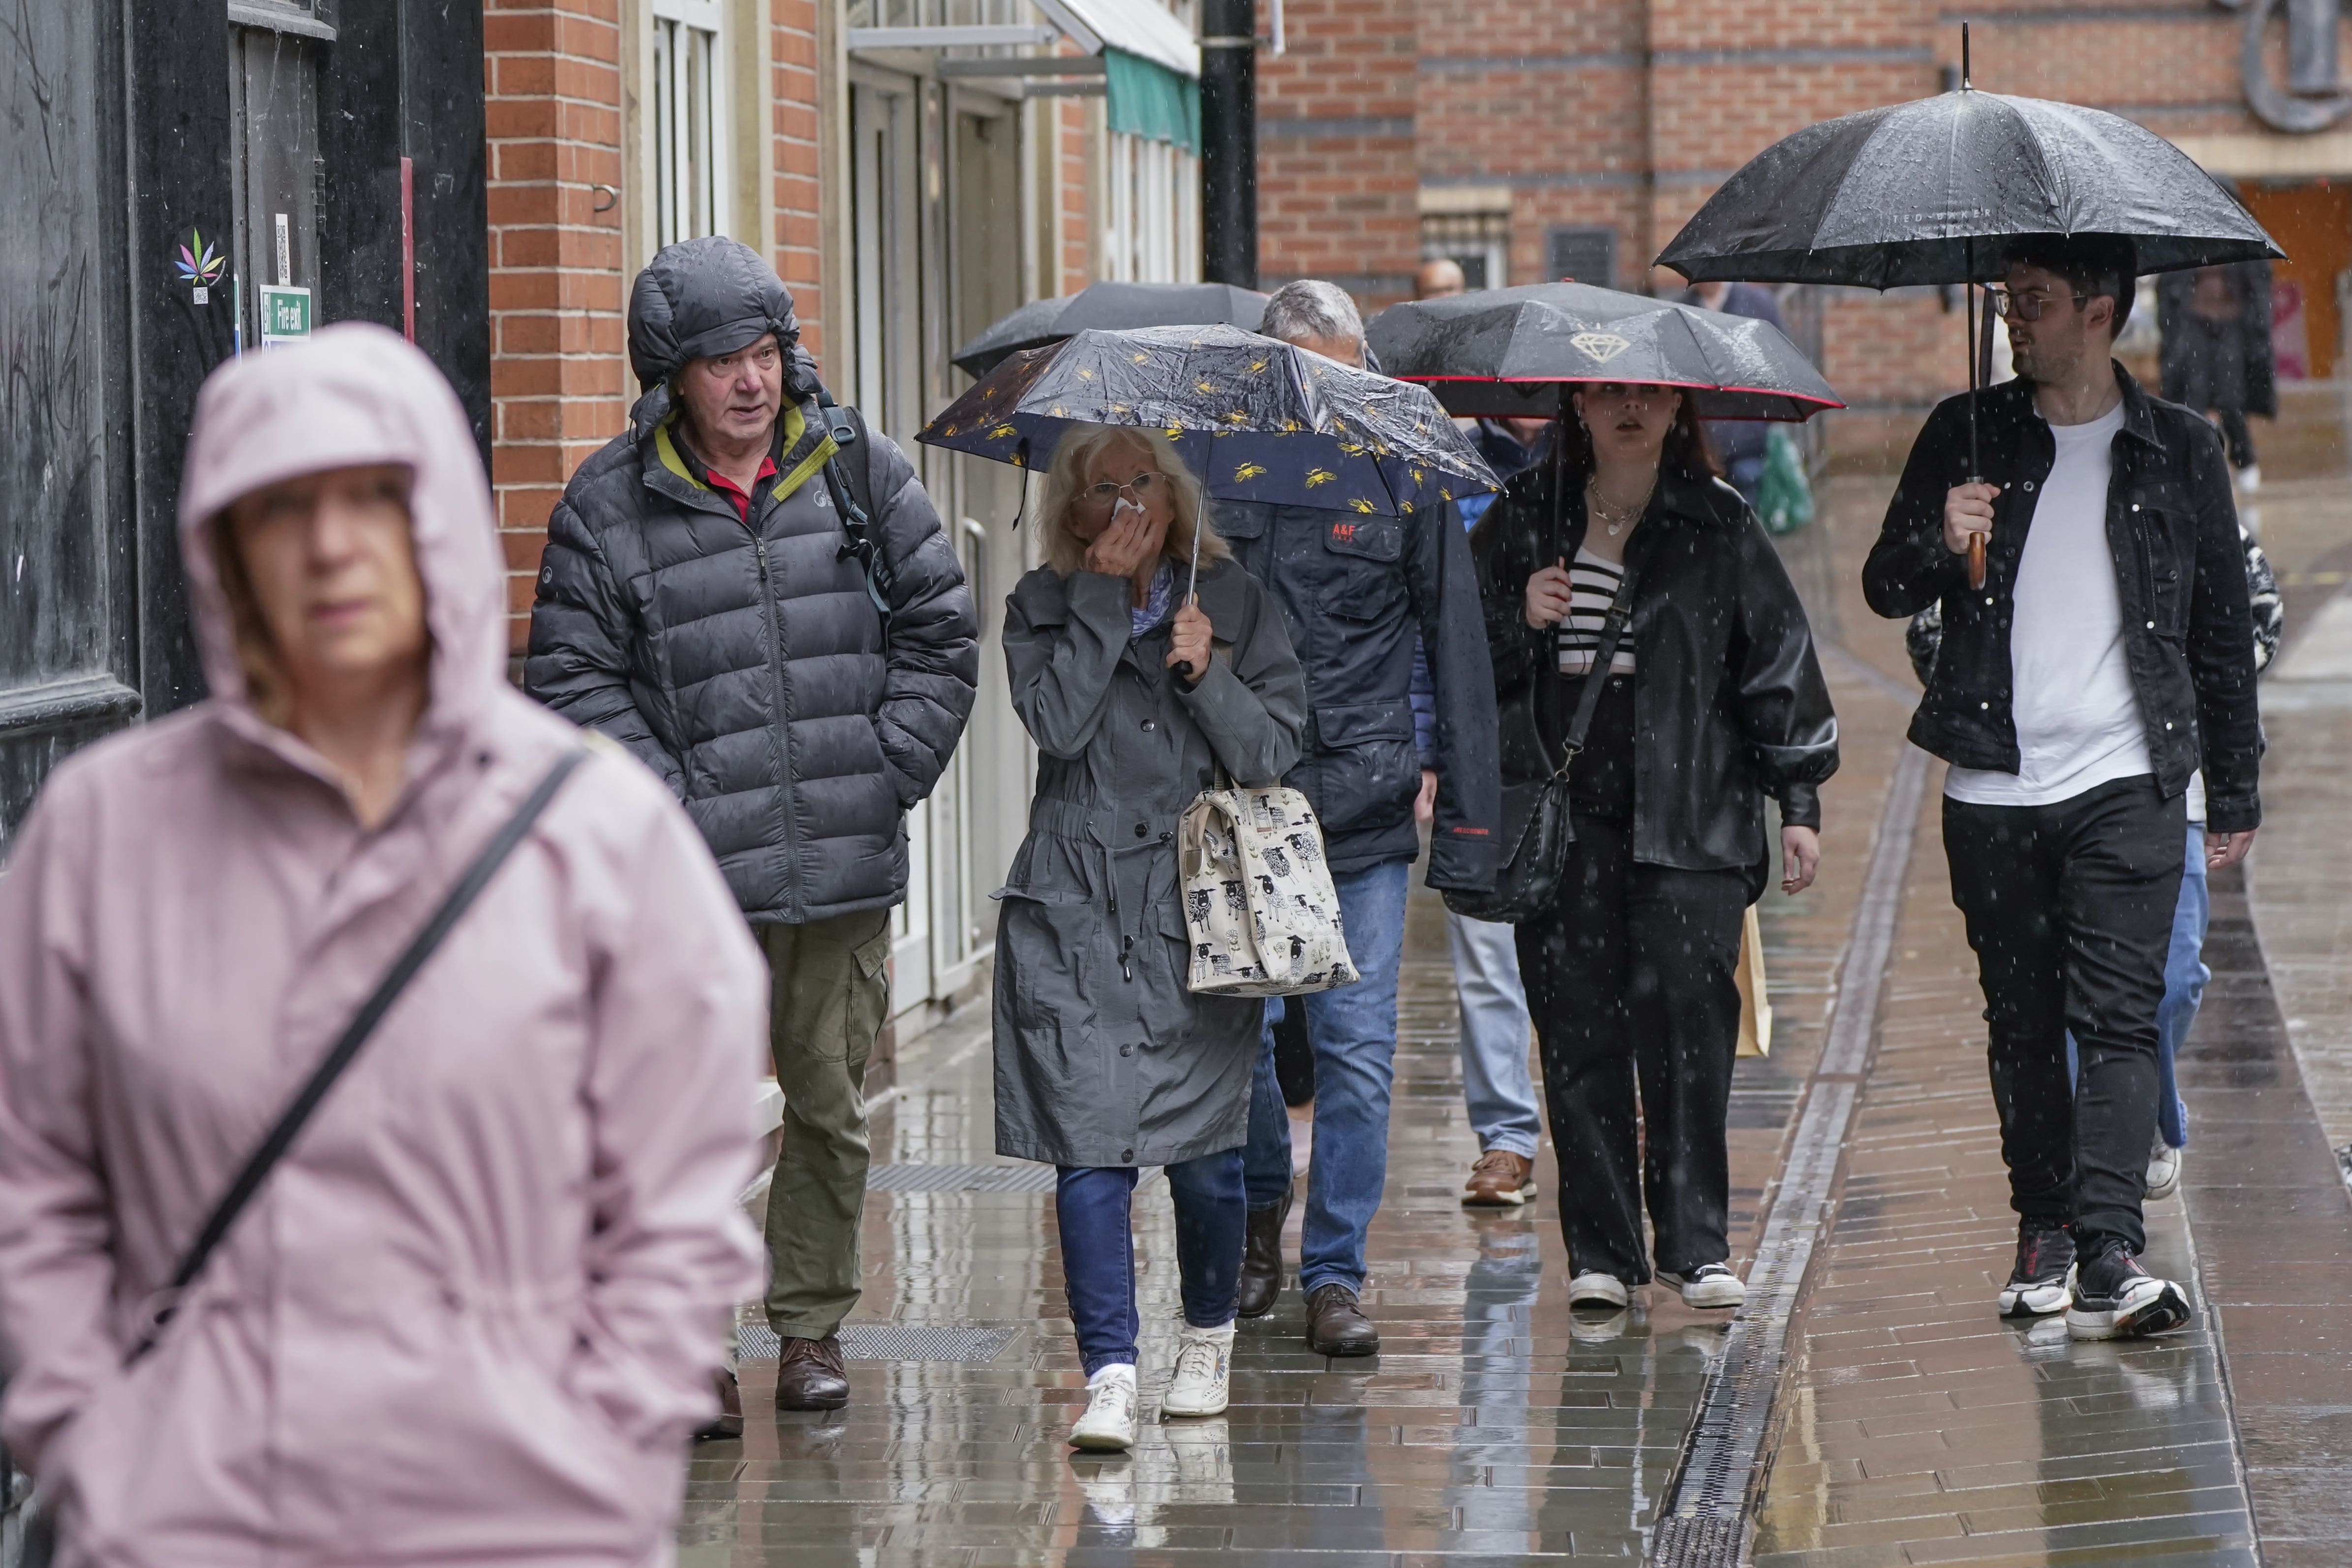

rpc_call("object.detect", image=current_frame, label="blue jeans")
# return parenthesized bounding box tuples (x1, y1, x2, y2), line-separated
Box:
(1447, 911, 1541, 1158)
(1242, 859, 1410, 1296)
(2066, 822, 2205, 1149)
(1055, 1149, 1245, 1377)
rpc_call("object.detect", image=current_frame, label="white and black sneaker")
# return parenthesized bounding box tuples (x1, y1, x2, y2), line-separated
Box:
(1996, 1219, 2076, 1318)
(2144, 1137, 2182, 1202)
(1656, 1263, 1745, 1309)
(2066, 1243, 2191, 1341)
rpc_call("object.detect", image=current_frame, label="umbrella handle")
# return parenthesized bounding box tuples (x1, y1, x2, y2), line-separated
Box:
(1967, 533, 1986, 591)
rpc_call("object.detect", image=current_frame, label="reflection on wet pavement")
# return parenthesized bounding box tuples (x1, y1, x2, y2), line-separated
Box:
(1751, 772, 2260, 1568)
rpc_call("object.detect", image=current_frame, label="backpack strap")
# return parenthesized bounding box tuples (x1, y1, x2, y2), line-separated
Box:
(817, 398, 893, 628)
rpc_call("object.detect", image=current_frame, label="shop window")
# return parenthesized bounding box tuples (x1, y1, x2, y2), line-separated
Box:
(227, 19, 323, 349)
(1422, 209, 1509, 291)
(651, 0, 728, 246)
(1545, 225, 1616, 290)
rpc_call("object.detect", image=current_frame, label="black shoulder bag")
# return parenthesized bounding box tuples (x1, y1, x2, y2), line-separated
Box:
(16, 747, 587, 1568)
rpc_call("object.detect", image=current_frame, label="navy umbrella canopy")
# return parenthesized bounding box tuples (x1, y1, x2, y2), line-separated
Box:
(918, 324, 1498, 517)
(1367, 281, 1842, 422)
(950, 281, 1272, 378)
(1657, 88, 2282, 288)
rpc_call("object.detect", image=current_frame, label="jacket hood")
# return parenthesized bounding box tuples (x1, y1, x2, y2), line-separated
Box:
(627, 236, 820, 396)
(178, 322, 508, 732)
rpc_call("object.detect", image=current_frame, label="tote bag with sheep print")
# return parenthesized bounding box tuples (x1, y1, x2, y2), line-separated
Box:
(1178, 785, 1358, 997)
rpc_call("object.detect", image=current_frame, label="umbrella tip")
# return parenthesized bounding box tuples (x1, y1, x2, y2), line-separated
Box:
(1960, 22, 1971, 89)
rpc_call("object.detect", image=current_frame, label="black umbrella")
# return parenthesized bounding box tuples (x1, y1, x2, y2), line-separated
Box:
(1656, 82, 2279, 289)
(1366, 281, 1842, 422)
(1655, 26, 2283, 586)
(950, 281, 1271, 378)
(918, 324, 1497, 517)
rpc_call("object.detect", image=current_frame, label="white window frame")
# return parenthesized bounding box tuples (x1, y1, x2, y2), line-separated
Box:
(650, 0, 729, 248)
(1102, 129, 1198, 283)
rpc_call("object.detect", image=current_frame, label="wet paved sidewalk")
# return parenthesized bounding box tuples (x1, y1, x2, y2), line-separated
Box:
(682, 624, 1912, 1564)
(682, 474, 2352, 1563)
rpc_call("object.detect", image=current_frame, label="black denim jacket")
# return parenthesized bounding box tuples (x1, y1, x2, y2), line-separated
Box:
(1863, 365, 2261, 833)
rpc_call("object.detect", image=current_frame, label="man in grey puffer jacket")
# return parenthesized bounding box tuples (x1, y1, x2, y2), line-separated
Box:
(526, 237, 977, 1415)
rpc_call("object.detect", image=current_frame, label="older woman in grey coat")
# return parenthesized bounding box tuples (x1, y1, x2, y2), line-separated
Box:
(995, 423, 1305, 1453)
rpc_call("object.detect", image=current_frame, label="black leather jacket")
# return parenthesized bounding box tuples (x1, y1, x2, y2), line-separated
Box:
(1863, 365, 2261, 834)
(1220, 499, 1499, 889)
(1473, 461, 1839, 896)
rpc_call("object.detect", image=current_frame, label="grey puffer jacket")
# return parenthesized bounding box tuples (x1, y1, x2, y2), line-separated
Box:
(527, 238, 977, 923)
(993, 557, 1305, 1169)
(525, 386, 977, 923)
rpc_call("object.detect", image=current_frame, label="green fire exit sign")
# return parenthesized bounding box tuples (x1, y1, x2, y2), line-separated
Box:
(259, 284, 312, 346)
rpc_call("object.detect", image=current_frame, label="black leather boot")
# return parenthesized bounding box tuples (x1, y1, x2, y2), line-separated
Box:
(1236, 1184, 1291, 1319)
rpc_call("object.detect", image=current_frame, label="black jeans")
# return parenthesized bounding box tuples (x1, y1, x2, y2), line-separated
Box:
(1518, 809, 1748, 1284)
(1944, 776, 2186, 1255)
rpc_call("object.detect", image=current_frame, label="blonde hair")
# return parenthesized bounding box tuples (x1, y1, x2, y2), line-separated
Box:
(1038, 424, 1228, 579)
(209, 517, 296, 729)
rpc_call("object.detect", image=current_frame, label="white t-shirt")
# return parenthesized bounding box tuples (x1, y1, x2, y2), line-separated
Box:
(1946, 402, 2154, 808)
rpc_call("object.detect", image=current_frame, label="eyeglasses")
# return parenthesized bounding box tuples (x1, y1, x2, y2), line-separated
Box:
(1985, 287, 2090, 322)
(1083, 471, 1166, 510)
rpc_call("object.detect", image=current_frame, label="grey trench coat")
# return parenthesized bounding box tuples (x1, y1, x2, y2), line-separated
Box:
(993, 556, 1306, 1168)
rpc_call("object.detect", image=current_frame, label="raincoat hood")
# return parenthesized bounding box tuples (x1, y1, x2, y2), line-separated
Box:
(178, 323, 506, 733)
(627, 235, 819, 395)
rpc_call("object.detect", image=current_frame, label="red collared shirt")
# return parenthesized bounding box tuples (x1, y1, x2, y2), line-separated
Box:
(703, 452, 779, 523)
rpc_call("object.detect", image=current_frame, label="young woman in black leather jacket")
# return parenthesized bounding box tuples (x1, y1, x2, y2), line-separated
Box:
(1471, 382, 1838, 1313)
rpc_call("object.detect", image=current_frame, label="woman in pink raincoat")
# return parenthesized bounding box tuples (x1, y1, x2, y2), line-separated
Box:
(0, 324, 767, 1567)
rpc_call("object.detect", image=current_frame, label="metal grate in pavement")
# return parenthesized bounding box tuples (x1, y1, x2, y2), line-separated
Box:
(1649, 1517, 1746, 1567)
(1649, 744, 1930, 1567)
(865, 1162, 1059, 1193)
(737, 1322, 1022, 1364)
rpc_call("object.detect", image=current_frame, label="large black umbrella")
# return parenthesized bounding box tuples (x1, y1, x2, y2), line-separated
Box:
(1656, 88, 2281, 290)
(1366, 281, 1842, 422)
(1656, 30, 2283, 585)
(918, 324, 1497, 517)
(950, 281, 1271, 378)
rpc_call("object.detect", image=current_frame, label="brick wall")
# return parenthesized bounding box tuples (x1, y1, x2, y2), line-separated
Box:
(485, 0, 629, 649)
(1255, 0, 1421, 306)
(1257, 0, 2328, 460)
(774, 0, 826, 364)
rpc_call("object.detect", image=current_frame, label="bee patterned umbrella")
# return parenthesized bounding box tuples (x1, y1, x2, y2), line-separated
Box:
(917, 323, 1499, 519)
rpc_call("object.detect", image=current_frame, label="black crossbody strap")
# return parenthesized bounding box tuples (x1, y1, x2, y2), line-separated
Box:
(123, 746, 590, 1368)
(1556, 554, 1645, 768)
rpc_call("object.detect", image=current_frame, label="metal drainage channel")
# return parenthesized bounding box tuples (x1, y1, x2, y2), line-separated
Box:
(864, 1162, 1060, 1194)
(738, 1322, 1025, 1364)
(1649, 744, 1930, 1567)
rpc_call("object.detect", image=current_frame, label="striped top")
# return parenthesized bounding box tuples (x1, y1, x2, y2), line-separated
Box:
(1557, 547, 1637, 676)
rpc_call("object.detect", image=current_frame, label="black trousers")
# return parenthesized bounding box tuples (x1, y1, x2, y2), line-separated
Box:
(1518, 810, 1749, 1284)
(1944, 776, 2186, 1255)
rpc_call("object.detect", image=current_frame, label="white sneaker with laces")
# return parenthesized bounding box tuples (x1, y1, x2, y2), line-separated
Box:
(1070, 1363, 1139, 1451)
(2145, 1138, 2182, 1202)
(1657, 1263, 1746, 1309)
(1568, 1272, 1630, 1308)
(1160, 1322, 1234, 1417)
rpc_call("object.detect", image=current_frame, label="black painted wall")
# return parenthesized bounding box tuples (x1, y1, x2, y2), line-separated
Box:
(0, 0, 489, 846)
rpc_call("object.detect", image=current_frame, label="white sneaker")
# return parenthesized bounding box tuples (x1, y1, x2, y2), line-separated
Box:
(2237, 462, 2260, 494)
(2145, 1138, 2182, 1202)
(1568, 1271, 1630, 1308)
(1657, 1263, 1746, 1309)
(1070, 1363, 1139, 1451)
(1160, 1322, 1234, 1417)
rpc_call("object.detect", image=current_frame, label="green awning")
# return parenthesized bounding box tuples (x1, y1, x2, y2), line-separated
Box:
(1104, 46, 1199, 155)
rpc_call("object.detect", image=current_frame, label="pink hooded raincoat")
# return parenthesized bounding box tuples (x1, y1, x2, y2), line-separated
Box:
(0, 324, 767, 1566)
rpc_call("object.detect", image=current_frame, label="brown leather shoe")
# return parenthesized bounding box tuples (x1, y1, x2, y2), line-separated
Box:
(1461, 1149, 1537, 1207)
(694, 1367, 744, 1441)
(1236, 1184, 1291, 1319)
(774, 1333, 851, 1411)
(1304, 1283, 1379, 1356)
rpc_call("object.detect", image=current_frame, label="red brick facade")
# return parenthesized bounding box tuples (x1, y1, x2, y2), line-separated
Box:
(484, 0, 631, 637)
(1257, 0, 2351, 454)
